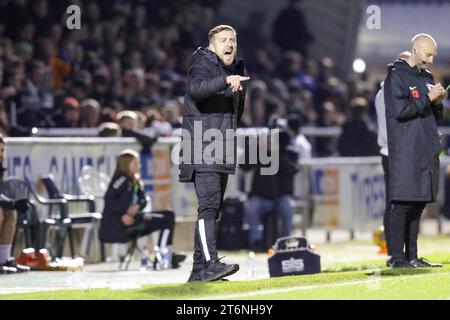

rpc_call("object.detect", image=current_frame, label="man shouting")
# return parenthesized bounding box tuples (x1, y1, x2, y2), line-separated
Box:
(179, 25, 249, 282)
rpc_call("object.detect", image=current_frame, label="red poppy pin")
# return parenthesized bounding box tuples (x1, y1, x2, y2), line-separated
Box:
(409, 86, 420, 99)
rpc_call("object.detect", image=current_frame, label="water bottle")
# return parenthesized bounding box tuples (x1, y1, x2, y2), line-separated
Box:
(153, 245, 162, 270)
(140, 247, 149, 271)
(160, 246, 173, 270)
(246, 251, 255, 279)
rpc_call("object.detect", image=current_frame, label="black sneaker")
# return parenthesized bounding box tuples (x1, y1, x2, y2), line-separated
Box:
(0, 266, 17, 274)
(187, 258, 239, 282)
(2, 258, 30, 273)
(410, 258, 443, 268)
(172, 252, 187, 269)
(388, 258, 415, 268)
(187, 272, 230, 282)
(201, 257, 239, 282)
(386, 259, 391, 267)
(187, 270, 202, 283)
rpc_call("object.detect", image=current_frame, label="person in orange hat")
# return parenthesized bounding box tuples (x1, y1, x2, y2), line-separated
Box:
(53, 96, 81, 128)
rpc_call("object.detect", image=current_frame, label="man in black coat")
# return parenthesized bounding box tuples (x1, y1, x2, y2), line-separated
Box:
(179, 25, 249, 282)
(384, 34, 446, 268)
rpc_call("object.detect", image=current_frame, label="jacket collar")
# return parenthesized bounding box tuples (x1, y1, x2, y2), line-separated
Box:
(193, 47, 245, 72)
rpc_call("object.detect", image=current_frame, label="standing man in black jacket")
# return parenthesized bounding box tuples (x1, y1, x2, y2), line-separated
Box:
(385, 34, 446, 268)
(179, 25, 249, 282)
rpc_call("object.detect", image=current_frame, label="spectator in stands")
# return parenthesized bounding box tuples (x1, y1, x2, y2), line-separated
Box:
(144, 108, 171, 136)
(162, 101, 182, 129)
(14, 59, 54, 132)
(248, 80, 269, 126)
(337, 97, 379, 157)
(98, 122, 122, 137)
(53, 96, 81, 128)
(116, 110, 158, 154)
(99, 149, 186, 269)
(0, 61, 11, 135)
(80, 98, 101, 128)
(0, 100, 10, 136)
(277, 51, 303, 82)
(91, 73, 111, 108)
(285, 82, 316, 124)
(315, 100, 344, 157)
(287, 114, 312, 160)
(67, 79, 89, 103)
(134, 110, 147, 130)
(272, 0, 314, 57)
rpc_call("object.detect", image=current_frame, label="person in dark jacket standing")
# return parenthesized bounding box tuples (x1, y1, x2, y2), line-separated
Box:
(99, 149, 185, 269)
(337, 97, 379, 157)
(384, 34, 446, 268)
(272, 0, 314, 57)
(179, 25, 249, 282)
(375, 51, 411, 263)
(243, 130, 299, 251)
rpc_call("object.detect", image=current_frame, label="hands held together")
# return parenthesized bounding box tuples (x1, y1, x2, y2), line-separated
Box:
(121, 204, 140, 226)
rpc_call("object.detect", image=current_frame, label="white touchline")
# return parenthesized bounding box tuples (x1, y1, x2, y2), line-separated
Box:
(193, 271, 450, 300)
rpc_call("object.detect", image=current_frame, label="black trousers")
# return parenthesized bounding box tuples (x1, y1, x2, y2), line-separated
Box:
(389, 201, 425, 261)
(125, 210, 175, 247)
(381, 155, 391, 256)
(192, 171, 228, 271)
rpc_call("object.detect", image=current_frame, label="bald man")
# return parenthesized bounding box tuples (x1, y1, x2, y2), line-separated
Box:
(384, 34, 446, 268)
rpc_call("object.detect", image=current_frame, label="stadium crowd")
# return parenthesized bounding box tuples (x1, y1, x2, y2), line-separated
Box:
(1, 0, 450, 275)
(0, 0, 431, 157)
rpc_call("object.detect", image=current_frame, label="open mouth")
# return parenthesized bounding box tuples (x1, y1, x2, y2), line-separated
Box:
(224, 50, 233, 57)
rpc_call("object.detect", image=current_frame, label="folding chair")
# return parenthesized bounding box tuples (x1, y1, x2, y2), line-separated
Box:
(40, 174, 104, 262)
(0, 192, 40, 254)
(0, 178, 73, 258)
(78, 166, 111, 262)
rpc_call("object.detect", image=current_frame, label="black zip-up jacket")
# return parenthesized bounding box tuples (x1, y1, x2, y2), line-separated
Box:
(179, 47, 247, 182)
(99, 174, 147, 243)
(384, 59, 443, 202)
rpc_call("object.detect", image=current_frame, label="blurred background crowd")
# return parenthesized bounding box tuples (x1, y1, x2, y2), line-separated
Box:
(0, 0, 449, 157)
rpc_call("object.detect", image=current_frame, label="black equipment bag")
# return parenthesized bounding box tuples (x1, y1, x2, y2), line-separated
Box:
(217, 197, 248, 250)
(268, 236, 321, 277)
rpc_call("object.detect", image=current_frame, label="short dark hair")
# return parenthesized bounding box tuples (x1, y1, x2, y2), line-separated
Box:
(208, 25, 236, 43)
(350, 97, 368, 119)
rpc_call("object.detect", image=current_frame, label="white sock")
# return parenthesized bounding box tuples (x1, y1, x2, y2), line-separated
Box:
(0, 245, 11, 264)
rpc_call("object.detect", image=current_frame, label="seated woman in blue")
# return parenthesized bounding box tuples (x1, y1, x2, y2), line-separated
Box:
(99, 149, 185, 269)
